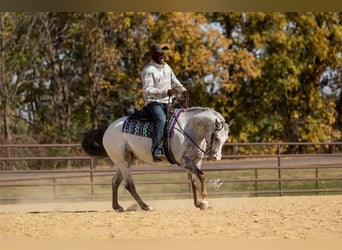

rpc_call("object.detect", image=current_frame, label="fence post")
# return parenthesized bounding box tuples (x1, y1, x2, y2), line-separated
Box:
(315, 168, 319, 195)
(277, 143, 283, 196)
(254, 169, 258, 197)
(53, 178, 56, 200)
(90, 158, 95, 200)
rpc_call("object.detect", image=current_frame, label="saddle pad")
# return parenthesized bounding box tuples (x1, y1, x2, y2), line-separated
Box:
(122, 109, 183, 138)
(122, 120, 153, 137)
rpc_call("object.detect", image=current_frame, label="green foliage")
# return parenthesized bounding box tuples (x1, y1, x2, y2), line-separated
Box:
(0, 12, 341, 144)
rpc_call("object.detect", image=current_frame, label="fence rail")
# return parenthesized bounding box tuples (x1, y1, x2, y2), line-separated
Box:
(0, 142, 342, 203)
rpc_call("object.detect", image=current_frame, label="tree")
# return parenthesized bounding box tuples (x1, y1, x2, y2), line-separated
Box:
(141, 12, 260, 119)
(1, 12, 341, 144)
(0, 12, 40, 141)
(208, 12, 342, 142)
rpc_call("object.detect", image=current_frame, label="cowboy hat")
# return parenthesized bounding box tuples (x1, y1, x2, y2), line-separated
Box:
(149, 44, 169, 54)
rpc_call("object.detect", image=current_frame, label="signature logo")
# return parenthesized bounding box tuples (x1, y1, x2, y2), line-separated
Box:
(207, 178, 224, 191)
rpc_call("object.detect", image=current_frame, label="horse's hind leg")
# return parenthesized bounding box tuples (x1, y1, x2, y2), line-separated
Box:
(112, 169, 125, 212)
(112, 167, 152, 212)
(116, 153, 153, 211)
(124, 173, 153, 211)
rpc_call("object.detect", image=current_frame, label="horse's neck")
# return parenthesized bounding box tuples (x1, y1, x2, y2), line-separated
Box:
(182, 110, 215, 142)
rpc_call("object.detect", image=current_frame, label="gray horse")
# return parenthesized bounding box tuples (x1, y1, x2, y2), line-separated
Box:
(82, 107, 232, 211)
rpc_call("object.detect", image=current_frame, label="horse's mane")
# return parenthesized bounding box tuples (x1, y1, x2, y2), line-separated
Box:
(184, 107, 225, 121)
(184, 107, 211, 113)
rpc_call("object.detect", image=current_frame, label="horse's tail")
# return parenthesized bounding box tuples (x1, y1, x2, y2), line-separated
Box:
(81, 128, 108, 157)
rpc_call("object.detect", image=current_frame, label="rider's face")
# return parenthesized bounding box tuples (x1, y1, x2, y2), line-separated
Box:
(151, 52, 165, 64)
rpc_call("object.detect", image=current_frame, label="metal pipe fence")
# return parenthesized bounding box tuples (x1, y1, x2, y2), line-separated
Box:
(0, 142, 341, 203)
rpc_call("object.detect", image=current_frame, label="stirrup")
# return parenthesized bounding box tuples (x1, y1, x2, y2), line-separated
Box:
(152, 147, 164, 162)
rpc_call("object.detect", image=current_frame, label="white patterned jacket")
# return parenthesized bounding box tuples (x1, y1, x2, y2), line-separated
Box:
(141, 60, 186, 105)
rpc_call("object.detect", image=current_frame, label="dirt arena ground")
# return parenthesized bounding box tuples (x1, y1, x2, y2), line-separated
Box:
(0, 195, 341, 239)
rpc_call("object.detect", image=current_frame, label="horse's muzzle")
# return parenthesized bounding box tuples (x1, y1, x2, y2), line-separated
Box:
(210, 153, 221, 161)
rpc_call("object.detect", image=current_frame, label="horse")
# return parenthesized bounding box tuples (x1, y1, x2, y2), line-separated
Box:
(81, 107, 232, 211)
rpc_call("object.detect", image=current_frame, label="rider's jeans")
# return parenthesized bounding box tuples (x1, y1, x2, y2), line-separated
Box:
(146, 102, 167, 150)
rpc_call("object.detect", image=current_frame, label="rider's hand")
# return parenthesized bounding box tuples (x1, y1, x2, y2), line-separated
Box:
(167, 89, 175, 96)
(182, 91, 189, 99)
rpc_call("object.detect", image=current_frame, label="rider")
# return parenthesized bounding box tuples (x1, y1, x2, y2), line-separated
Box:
(142, 44, 189, 162)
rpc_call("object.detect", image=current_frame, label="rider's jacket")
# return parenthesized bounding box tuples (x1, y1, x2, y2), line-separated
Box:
(141, 60, 186, 105)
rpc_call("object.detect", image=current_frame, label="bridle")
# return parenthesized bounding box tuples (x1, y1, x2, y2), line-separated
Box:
(174, 117, 226, 156)
(166, 96, 226, 157)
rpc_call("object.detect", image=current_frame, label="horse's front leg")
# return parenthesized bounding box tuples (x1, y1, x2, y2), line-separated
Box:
(182, 157, 209, 210)
(191, 173, 209, 210)
(189, 174, 201, 208)
(197, 173, 209, 210)
(198, 173, 208, 200)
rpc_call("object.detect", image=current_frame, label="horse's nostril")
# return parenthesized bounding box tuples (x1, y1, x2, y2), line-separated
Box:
(211, 153, 221, 161)
(211, 154, 218, 161)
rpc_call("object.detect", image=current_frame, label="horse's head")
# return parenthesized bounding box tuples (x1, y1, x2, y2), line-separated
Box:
(207, 119, 233, 161)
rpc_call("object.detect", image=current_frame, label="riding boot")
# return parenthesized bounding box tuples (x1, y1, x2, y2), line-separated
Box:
(151, 146, 162, 162)
(151, 144, 164, 162)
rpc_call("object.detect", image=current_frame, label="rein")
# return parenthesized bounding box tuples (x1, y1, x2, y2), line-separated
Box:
(174, 118, 225, 156)
(166, 96, 224, 158)
(167, 96, 207, 155)
(174, 119, 207, 154)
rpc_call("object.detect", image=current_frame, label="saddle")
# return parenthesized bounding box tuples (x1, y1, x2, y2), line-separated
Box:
(122, 105, 183, 164)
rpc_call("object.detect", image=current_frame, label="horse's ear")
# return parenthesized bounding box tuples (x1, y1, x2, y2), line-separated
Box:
(215, 118, 224, 129)
(227, 119, 234, 127)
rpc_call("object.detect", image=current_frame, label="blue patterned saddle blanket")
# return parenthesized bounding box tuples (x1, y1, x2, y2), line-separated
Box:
(122, 109, 183, 138)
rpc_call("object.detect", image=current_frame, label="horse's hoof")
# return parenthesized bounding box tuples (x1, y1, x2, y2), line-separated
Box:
(143, 206, 154, 211)
(199, 200, 209, 210)
(114, 207, 126, 212)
